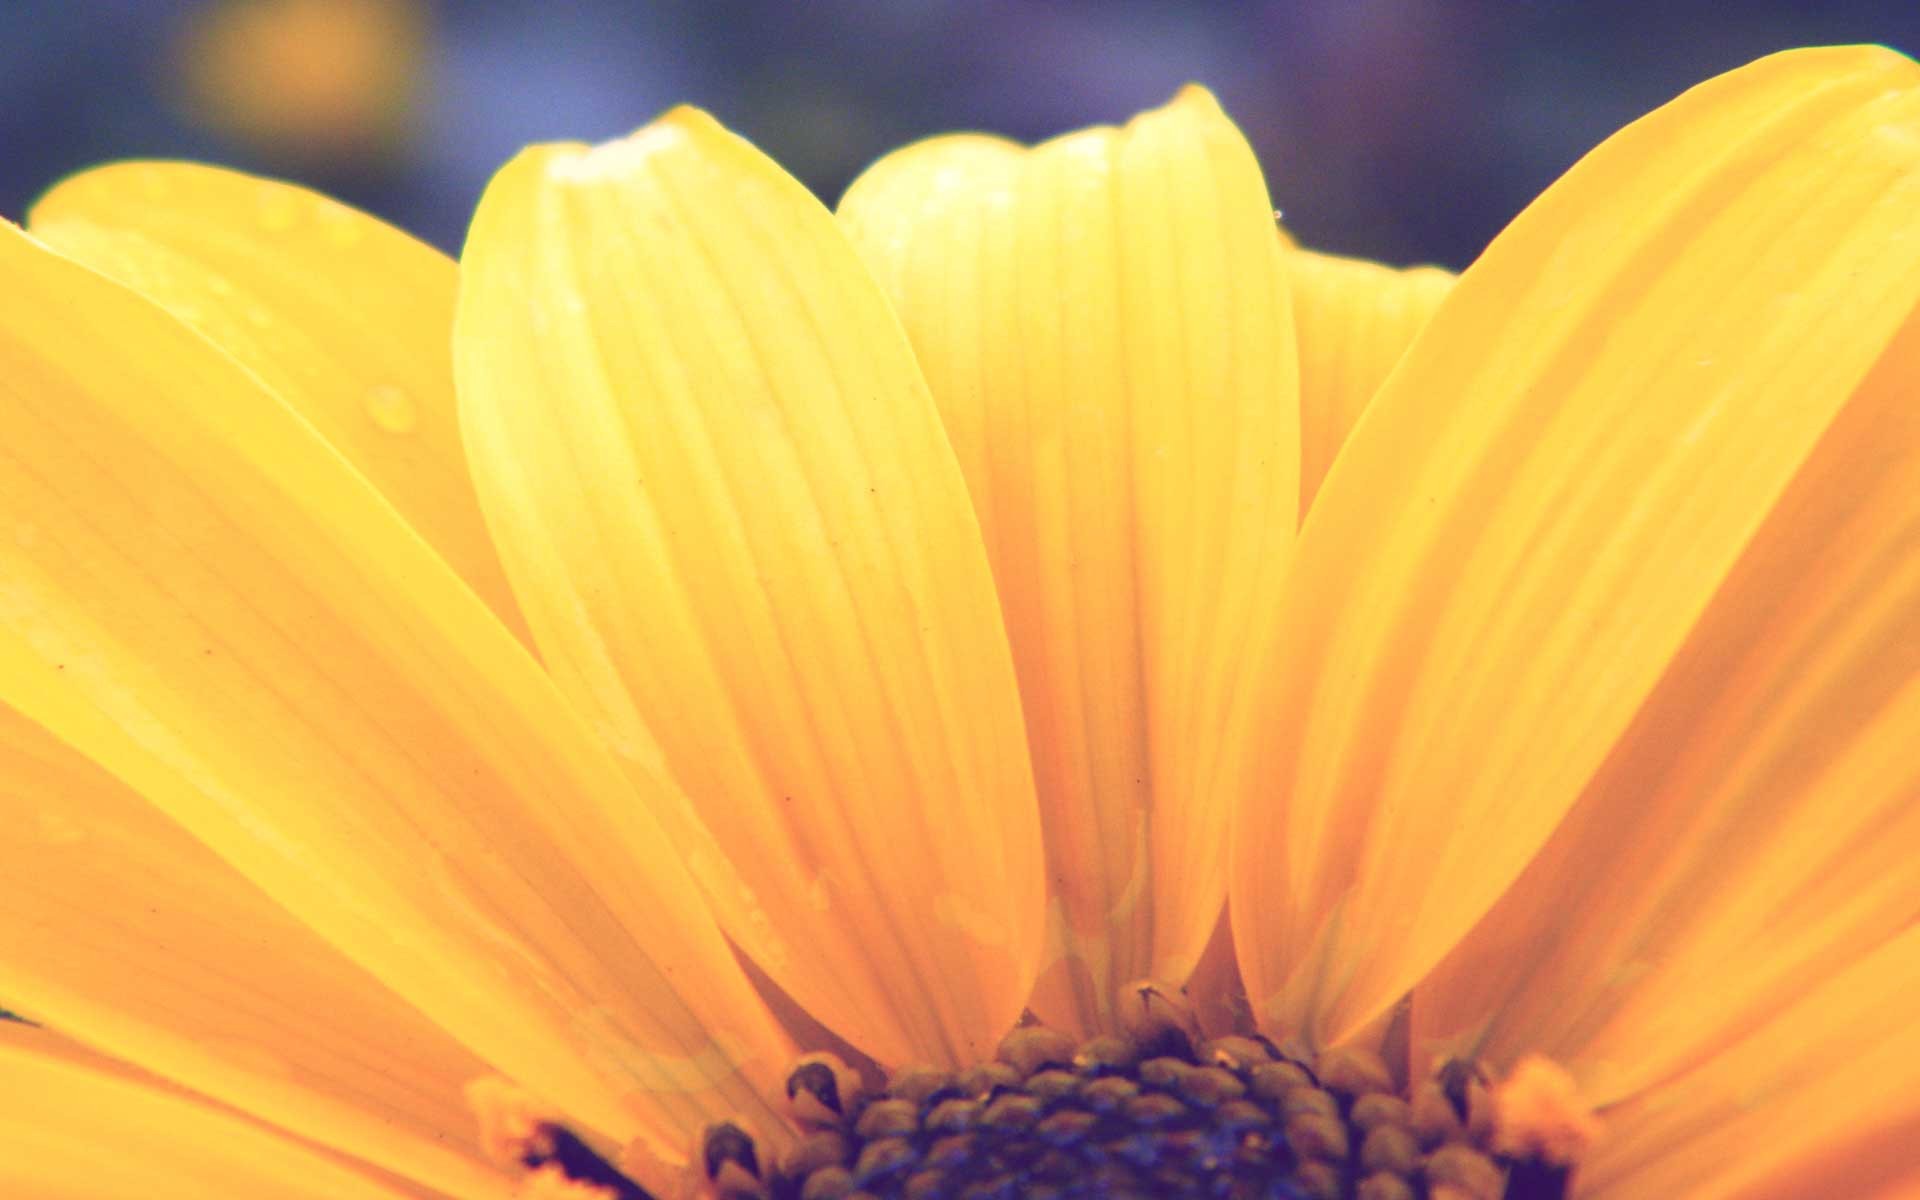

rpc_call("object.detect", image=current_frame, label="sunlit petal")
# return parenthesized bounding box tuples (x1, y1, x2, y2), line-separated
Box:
(455, 109, 1045, 1067)
(0, 702, 510, 1199)
(1225, 45, 1920, 1047)
(1580, 925, 1920, 1198)
(839, 88, 1296, 1033)
(1288, 247, 1452, 512)
(0, 218, 792, 1157)
(1413, 308, 1920, 1102)
(0, 1022, 419, 1199)
(29, 162, 528, 641)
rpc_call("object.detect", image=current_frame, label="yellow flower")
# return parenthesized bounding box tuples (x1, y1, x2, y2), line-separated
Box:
(2, 43, 1917, 1200)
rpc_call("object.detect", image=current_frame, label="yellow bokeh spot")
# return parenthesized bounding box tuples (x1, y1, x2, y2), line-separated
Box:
(173, 0, 425, 164)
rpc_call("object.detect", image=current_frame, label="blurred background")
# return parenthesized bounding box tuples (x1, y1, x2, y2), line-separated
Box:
(4, 0, 1918, 270)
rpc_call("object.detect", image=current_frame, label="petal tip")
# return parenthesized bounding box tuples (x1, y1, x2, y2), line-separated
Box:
(29, 160, 225, 231)
(648, 104, 733, 155)
(547, 107, 749, 191)
(1134, 83, 1244, 147)
(1783, 41, 1915, 72)
(1726, 43, 1920, 98)
(1169, 82, 1225, 113)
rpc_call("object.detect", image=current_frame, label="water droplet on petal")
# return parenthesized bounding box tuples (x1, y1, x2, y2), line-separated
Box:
(37, 809, 88, 847)
(314, 199, 364, 247)
(257, 186, 298, 232)
(134, 166, 171, 201)
(364, 383, 418, 434)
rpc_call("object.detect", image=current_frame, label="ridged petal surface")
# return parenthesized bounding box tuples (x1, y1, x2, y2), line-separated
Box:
(455, 109, 1044, 1067)
(1288, 248, 1452, 513)
(838, 88, 1296, 1033)
(0, 218, 792, 1158)
(0, 703, 509, 1198)
(1580, 925, 1920, 1198)
(1412, 308, 1920, 1102)
(29, 162, 527, 641)
(1223, 45, 1920, 1047)
(0, 1023, 419, 1199)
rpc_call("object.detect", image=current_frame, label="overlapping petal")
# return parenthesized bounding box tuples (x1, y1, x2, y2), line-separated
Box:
(1579, 925, 1920, 1198)
(0, 37, 1912, 1199)
(1287, 248, 1453, 512)
(0, 702, 509, 1198)
(1223, 45, 1920, 1048)
(0, 217, 792, 1158)
(1412, 307, 1920, 1102)
(28, 163, 527, 641)
(454, 109, 1045, 1068)
(838, 88, 1297, 1033)
(0, 1022, 417, 1199)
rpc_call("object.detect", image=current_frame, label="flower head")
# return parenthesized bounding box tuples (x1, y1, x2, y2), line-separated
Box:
(2, 44, 1918, 1200)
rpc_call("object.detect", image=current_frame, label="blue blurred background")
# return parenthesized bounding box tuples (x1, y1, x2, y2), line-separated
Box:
(6, 1, 1919, 270)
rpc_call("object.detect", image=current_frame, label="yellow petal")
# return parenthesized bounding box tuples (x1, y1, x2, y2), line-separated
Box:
(1222, 45, 1920, 1047)
(454, 109, 1045, 1068)
(1287, 248, 1453, 513)
(1412, 309, 1920, 1102)
(1580, 924, 1920, 1199)
(0, 217, 793, 1157)
(0, 1022, 420, 1199)
(837, 88, 1297, 1033)
(28, 162, 528, 642)
(0, 702, 509, 1199)
(1183, 907, 1253, 1039)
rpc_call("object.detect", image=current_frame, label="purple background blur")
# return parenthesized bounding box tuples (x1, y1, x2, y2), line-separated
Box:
(6, 1, 1919, 270)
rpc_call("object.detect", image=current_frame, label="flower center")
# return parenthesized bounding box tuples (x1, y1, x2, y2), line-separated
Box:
(762, 1024, 1569, 1200)
(475, 989, 1593, 1200)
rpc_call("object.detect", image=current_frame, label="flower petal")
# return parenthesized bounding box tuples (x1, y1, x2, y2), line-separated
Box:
(837, 88, 1297, 1033)
(1223, 45, 1920, 1046)
(27, 163, 528, 641)
(1287, 248, 1452, 513)
(0, 1022, 420, 1199)
(0, 217, 792, 1157)
(454, 110, 1045, 1067)
(1580, 924, 1920, 1199)
(1411, 309, 1920, 1101)
(0, 702, 510, 1199)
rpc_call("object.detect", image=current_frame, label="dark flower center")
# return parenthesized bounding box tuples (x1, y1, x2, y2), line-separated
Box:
(762, 1024, 1565, 1200)
(514, 997, 1582, 1200)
